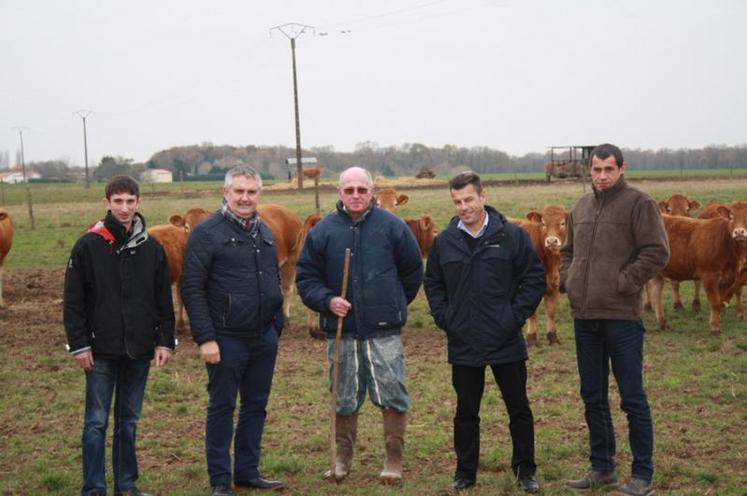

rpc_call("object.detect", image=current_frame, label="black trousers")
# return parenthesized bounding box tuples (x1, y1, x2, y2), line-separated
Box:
(452, 360, 536, 479)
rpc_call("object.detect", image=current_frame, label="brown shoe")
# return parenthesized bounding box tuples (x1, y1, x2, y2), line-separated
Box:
(565, 470, 617, 492)
(613, 478, 654, 496)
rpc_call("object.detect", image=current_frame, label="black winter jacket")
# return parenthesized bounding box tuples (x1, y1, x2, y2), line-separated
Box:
(424, 207, 546, 366)
(181, 212, 284, 345)
(63, 212, 175, 360)
(295, 201, 423, 339)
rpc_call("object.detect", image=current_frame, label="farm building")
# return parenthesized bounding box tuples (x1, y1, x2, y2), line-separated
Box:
(140, 168, 173, 183)
(0, 169, 41, 183)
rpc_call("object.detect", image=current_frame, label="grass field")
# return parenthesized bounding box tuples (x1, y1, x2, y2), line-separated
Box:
(0, 174, 745, 495)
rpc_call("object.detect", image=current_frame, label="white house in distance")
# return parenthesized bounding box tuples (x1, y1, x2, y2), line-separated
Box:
(0, 169, 42, 184)
(140, 168, 173, 183)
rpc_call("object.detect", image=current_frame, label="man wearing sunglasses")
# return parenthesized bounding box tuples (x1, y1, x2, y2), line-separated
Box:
(296, 166, 423, 484)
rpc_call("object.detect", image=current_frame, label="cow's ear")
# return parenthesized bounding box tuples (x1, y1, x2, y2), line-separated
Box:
(716, 205, 732, 219)
(169, 215, 186, 227)
(689, 200, 701, 211)
(525, 211, 542, 223)
(397, 194, 409, 206)
(658, 201, 668, 214)
(0, 212, 7, 221)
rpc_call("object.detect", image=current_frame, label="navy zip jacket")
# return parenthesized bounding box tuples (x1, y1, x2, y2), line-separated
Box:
(181, 212, 284, 345)
(424, 206, 546, 366)
(63, 212, 175, 360)
(295, 201, 423, 339)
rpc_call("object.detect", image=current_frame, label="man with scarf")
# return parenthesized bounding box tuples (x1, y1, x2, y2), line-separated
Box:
(64, 175, 175, 496)
(182, 166, 285, 496)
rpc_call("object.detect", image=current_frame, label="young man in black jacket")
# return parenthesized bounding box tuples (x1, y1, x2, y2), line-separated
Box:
(64, 175, 175, 496)
(424, 171, 546, 493)
(182, 166, 285, 496)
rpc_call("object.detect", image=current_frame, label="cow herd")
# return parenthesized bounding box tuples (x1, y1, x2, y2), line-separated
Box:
(0, 190, 743, 342)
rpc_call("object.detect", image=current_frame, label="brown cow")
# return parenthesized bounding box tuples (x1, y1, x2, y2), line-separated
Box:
(648, 195, 701, 311)
(375, 187, 409, 213)
(511, 205, 568, 346)
(651, 201, 747, 334)
(404, 214, 438, 258)
(289, 166, 324, 181)
(148, 207, 210, 332)
(693, 201, 747, 317)
(0, 209, 13, 307)
(257, 204, 305, 322)
(300, 213, 325, 339)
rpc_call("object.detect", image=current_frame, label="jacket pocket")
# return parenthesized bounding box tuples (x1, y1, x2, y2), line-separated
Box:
(363, 304, 405, 330)
(222, 293, 259, 331)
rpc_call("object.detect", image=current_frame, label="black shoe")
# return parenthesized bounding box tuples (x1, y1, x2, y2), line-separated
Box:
(235, 477, 284, 491)
(115, 488, 151, 496)
(211, 486, 236, 496)
(451, 477, 476, 491)
(518, 474, 540, 493)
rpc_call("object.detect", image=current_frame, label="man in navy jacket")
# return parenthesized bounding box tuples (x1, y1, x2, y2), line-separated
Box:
(424, 171, 545, 493)
(182, 166, 284, 496)
(296, 166, 423, 484)
(64, 175, 175, 496)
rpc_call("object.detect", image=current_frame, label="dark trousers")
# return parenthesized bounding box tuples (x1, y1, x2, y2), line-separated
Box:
(205, 331, 278, 487)
(451, 360, 536, 480)
(574, 319, 653, 482)
(81, 357, 150, 496)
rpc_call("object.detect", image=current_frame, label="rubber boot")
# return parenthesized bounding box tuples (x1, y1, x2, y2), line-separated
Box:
(379, 409, 406, 484)
(324, 413, 358, 481)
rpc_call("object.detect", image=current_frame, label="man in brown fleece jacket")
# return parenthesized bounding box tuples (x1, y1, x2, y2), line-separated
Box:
(559, 144, 669, 496)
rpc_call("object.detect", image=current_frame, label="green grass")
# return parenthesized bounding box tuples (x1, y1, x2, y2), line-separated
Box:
(1, 175, 746, 494)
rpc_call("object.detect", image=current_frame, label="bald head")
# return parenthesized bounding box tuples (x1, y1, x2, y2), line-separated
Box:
(339, 167, 373, 189)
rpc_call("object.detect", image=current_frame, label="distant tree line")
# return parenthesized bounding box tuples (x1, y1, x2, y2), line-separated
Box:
(4, 143, 746, 182)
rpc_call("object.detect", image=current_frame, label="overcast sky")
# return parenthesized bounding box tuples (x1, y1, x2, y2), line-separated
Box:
(2, 0, 746, 165)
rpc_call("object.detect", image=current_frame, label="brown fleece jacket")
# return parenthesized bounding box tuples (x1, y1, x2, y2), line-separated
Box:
(559, 177, 669, 320)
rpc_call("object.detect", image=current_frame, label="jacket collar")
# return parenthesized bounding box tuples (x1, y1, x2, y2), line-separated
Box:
(335, 199, 375, 224)
(446, 205, 506, 247)
(101, 211, 148, 253)
(593, 176, 628, 204)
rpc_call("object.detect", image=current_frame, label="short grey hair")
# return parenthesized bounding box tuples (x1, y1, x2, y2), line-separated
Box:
(338, 166, 374, 188)
(224, 166, 263, 189)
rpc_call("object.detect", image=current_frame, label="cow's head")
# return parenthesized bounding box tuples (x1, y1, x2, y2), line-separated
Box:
(169, 207, 210, 233)
(375, 188, 409, 213)
(658, 194, 700, 217)
(525, 205, 567, 252)
(725, 201, 747, 242)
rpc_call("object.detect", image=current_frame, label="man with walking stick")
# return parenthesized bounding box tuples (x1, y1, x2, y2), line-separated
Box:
(296, 166, 423, 484)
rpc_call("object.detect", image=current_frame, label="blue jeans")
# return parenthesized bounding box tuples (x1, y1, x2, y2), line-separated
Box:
(205, 331, 278, 487)
(574, 319, 653, 482)
(81, 357, 150, 496)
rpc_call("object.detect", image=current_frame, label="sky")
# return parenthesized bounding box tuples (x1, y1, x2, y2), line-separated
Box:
(1, 0, 746, 166)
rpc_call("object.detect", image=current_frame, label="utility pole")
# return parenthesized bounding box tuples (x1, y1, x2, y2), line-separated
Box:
(270, 22, 314, 191)
(13, 127, 35, 229)
(74, 110, 93, 188)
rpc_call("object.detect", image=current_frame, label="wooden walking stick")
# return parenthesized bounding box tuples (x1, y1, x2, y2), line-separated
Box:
(330, 248, 352, 479)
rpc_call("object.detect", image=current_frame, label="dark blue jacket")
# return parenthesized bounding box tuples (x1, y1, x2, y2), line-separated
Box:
(423, 207, 546, 366)
(181, 212, 284, 345)
(295, 201, 423, 339)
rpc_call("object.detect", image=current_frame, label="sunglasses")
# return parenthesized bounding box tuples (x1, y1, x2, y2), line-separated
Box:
(341, 187, 370, 195)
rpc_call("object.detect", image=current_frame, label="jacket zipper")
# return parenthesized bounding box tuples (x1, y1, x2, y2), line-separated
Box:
(580, 194, 604, 314)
